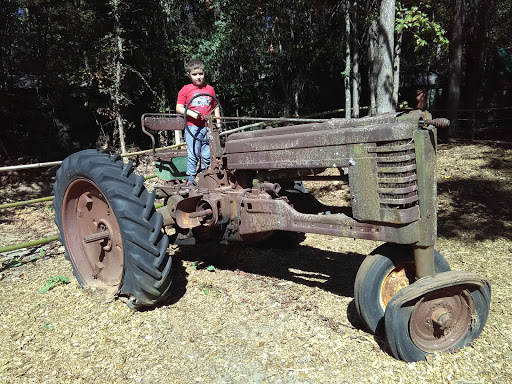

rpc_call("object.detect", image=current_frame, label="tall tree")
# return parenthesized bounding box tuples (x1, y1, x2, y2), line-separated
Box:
(376, 0, 396, 113)
(368, 17, 378, 115)
(344, 0, 352, 118)
(394, 2, 449, 108)
(464, 0, 496, 136)
(111, 0, 126, 155)
(351, 0, 361, 118)
(446, 0, 465, 137)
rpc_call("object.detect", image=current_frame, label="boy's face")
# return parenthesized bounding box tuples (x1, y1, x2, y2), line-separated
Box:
(188, 68, 205, 87)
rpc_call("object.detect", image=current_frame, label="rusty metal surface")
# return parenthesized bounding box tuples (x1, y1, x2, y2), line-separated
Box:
(227, 145, 355, 170)
(409, 287, 474, 352)
(226, 122, 413, 156)
(142, 113, 185, 131)
(175, 195, 204, 229)
(141, 113, 185, 157)
(424, 118, 450, 129)
(61, 178, 123, 295)
(412, 129, 437, 247)
(413, 246, 436, 279)
(380, 262, 415, 307)
(155, 110, 435, 247)
(207, 118, 224, 171)
(236, 196, 419, 244)
(227, 114, 397, 141)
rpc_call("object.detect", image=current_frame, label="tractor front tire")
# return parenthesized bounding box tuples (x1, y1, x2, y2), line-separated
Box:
(53, 150, 172, 308)
(354, 243, 451, 334)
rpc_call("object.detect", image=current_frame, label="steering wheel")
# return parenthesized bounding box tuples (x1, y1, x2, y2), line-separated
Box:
(184, 93, 224, 143)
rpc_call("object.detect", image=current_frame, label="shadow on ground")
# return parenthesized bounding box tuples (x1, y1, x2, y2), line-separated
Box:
(170, 235, 369, 331)
(438, 179, 511, 241)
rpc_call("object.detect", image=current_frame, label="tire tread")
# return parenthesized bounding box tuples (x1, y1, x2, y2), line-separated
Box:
(53, 150, 172, 307)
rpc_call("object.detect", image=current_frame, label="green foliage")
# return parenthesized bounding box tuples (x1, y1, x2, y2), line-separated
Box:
(41, 322, 55, 330)
(1, 0, 509, 149)
(201, 283, 222, 296)
(31, 302, 52, 311)
(395, 1, 449, 51)
(188, 261, 201, 271)
(44, 204, 55, 220)
(188, 261, 216, 272)
(5, 259, 22, 268)
(38, 275, 70, 294)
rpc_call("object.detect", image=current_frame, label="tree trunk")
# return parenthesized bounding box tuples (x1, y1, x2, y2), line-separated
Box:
(393, 31, 402, 107)
(351, 0, 360, 118)
(376, 0, 396, 114)
(368, 20, 377, 115)
(447, 0, 465, 137)
(344, 0, 352, 119)
(464, 0, 494, 138)
(112, 0, 126, 156)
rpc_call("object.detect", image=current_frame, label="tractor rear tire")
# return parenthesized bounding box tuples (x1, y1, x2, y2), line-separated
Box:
(53, 150, 172, 308)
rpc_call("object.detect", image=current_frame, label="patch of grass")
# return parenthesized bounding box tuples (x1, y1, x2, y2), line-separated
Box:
(38, 275, 70, 294)
(41, 322, 55, 330)
(200, 283, 222, 297)
(31, 301, 52, 311)
(5, 259, 22, 268)
(187, 261, 216, 272)
(188, 261, 201, 271)
(44, 203, 55, 220)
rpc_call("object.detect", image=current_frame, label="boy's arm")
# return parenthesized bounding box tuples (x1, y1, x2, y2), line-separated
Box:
(176, 104, 202, 120)
(213, 105, 221, 127)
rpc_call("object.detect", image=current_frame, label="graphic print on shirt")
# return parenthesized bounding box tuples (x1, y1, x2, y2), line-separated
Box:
(190, 94, 212, 111)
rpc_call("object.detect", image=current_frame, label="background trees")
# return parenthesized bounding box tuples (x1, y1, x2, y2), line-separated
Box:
(0, 0, 510, 162)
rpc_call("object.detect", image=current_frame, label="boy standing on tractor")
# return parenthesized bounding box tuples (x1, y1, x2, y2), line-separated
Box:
(176, 58, 221, 187)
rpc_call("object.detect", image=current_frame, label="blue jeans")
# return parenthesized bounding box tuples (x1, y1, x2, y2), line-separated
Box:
(185, 124, 210, 180)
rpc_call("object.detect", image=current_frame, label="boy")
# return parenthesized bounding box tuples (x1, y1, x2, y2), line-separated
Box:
(176, 58, 220, 187)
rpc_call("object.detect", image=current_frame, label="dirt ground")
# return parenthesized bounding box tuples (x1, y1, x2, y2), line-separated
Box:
(0, 140, 511, 383)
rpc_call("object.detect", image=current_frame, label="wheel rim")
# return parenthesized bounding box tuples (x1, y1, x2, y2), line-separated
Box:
(62, 178, 124, 295)
(380, 262, 415, 308)
(409, 287, 474, 352)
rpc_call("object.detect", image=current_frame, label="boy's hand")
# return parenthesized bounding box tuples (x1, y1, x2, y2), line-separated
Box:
(192, 111, 204, 120)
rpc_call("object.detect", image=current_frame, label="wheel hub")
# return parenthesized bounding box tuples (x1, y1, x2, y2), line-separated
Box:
(380, 262, 415, 308)
(409, 287, 474, 352)
(62, 178, 124, 294)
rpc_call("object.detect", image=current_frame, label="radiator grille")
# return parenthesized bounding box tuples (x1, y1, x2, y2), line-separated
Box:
(369, 140, 419, 209)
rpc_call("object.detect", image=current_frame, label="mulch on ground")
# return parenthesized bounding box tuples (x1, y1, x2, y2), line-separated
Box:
(0, 140, 511, 383)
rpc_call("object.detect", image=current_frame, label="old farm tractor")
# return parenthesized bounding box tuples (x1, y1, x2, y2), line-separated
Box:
(53, 96, 491, 362)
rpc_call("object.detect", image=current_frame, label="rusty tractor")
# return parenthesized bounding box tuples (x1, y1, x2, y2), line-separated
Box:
(53, 95, 490, 362)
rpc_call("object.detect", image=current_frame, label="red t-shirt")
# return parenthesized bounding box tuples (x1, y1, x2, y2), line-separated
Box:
(177, 84, 217, 126)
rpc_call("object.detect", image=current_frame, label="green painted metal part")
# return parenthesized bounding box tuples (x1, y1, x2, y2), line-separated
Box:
(413, 128, 437, 248)
(154, 157, 188, 181)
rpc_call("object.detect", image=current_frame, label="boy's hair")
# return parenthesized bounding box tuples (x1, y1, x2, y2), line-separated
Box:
(185, 59, 205, 73)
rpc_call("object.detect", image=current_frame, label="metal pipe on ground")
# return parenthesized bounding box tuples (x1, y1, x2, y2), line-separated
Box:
(0, 235, 59, 254)
(0, 196, 55, 210)
(0, 161, 62, 172)
(0, 175, 158, 210)
(0, 142, 188, 173)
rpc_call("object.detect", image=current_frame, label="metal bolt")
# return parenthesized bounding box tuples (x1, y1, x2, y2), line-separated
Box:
(431, 308, 453, 330)
(189, 209, 213, 218)
(84, 230, 110, 243)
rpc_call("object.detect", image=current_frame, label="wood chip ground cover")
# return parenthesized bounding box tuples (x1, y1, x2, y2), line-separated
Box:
(0, 140, 511, 383)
